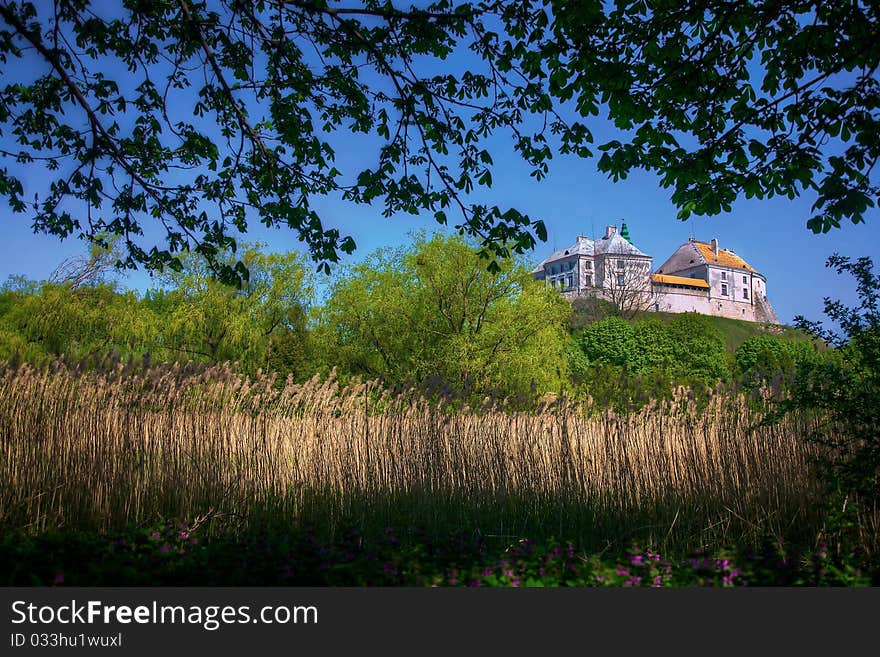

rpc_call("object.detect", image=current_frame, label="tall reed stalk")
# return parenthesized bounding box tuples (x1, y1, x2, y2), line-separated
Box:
(0, 359, 824, 553)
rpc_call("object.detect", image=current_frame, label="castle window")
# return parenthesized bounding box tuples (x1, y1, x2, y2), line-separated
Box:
(567, 275, 573, 289)
(721, 271, 727, 281)
(617, 259, 625, 269)
(721, 283, 729, 296)
(617, 273, 625, 286)
(585, 274, 592, 287)
(742, 275, 748, 284)
(743, 289, 749, 300)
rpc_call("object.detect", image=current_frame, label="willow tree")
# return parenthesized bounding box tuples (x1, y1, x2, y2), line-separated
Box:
(151, 244, 315, 374)
(318, 233, 571, 397)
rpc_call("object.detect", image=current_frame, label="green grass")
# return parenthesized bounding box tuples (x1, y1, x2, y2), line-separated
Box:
(632, 311, 810, 352)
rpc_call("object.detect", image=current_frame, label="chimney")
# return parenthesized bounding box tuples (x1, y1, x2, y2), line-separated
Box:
(711, 238, 719, 257)
(605, 225, 617, 239)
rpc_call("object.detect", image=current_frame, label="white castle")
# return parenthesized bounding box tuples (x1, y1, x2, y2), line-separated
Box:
(532, 224, 779, 324)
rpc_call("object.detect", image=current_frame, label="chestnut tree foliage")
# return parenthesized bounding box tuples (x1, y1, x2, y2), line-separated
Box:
(1, 1, 878, 284)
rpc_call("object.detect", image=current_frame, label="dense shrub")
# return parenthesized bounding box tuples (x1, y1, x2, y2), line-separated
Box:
(786, 256, 880, 515)
(633, 318, 674, 372)
(575, 316, 638, 368)
(735, 334, 819, 384)
(666, 313, 729, 381)
(573, 312, 728, 387)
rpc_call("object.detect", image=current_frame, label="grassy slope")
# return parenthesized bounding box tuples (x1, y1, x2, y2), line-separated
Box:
(643, 311, 809, 352)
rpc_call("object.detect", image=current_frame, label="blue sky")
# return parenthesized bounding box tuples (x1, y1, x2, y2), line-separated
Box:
(1, 5, 878, 327)
(3, 141, 876, 327)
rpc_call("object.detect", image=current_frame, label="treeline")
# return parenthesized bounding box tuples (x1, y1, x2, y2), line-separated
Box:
(0, 233, 824, 406)
(0, 245, 316, 381)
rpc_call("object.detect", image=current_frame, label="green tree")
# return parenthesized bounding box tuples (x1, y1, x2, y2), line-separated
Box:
(0, 281, 157, 361)
(786, 255, 880, 508)
(2, 2, 877, 281)
(152, 244, 315, 375)
(666, 313, 728, 381)
(633, 318, 674, 373)
(318, 233, 571, 398)
(551, 1, 880, 234)
(735, 334, 819, 385)
(575, 316, 638, 370)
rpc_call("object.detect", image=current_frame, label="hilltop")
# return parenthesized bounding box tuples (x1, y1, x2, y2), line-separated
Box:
(569, 298, 807, 353)
(635, 312, 807, 353)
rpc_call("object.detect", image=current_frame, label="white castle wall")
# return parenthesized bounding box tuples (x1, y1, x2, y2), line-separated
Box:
(653, 286, 765, 322)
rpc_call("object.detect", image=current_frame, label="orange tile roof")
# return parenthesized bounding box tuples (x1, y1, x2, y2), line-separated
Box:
(693, 242, 756, 272)
(652, 273, 710, 289)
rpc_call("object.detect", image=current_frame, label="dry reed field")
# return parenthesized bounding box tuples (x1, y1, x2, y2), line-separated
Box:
(0, 359, 825, 552)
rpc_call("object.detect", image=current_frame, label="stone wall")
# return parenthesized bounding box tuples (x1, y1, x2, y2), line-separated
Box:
(653, 285, 768, 322)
